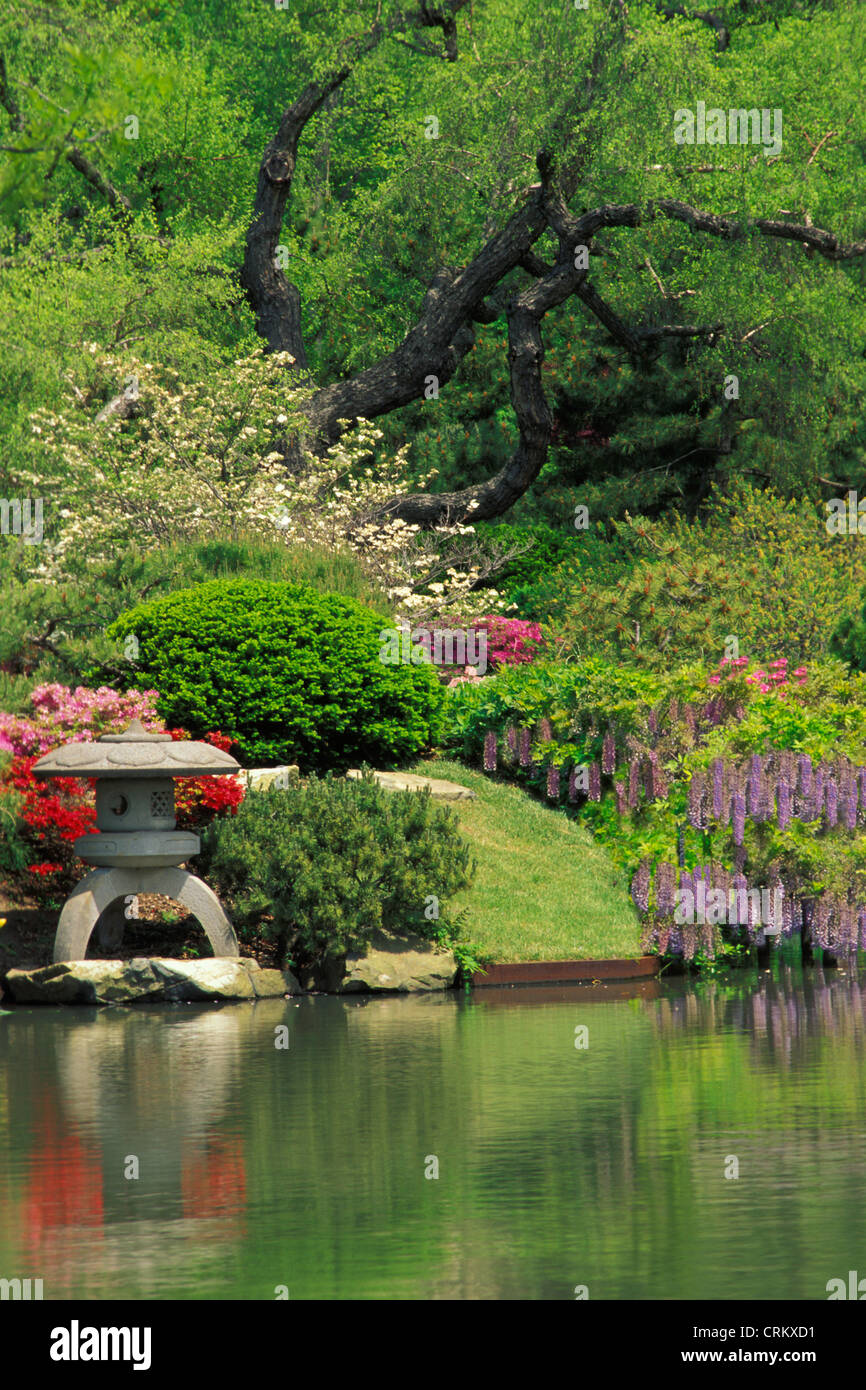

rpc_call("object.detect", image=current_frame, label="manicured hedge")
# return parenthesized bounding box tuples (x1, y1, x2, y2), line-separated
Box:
(108, 578, 444, 770)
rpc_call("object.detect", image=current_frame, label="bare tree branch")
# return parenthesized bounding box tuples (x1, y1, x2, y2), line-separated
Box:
(0, 50, 133, 210)
(0, 52, 24, 131)
(240, 22, 388, 367)
(652, 198, 866, 261)
(657, 5, 730, 51)
(65, 145, 132, 211)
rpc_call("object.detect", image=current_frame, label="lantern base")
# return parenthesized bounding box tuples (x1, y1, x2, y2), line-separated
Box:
(53, 866, 239, 964)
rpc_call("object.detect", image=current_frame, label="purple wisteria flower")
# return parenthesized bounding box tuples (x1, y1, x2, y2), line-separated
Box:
(815, 895, 830, 950)
(746, 882, 760, 941)
(760, 770, 776, 823)
(859, 909, 866, 952)
(703, 699, 722, 727)
(649, 751, 668, 801)
(589, 762, 601, 801)
(836, 902, 856, 953)
(648, 709, 658, 738)
(568, 765, 580, 802)
(798, 754, 813, 799)
(602, 728, 616, 775)
(687, 770, 706, 829)
(631, 860, 651, 914)
(746, 754, 763, 817)
(766, 873, 783, 935)
(813, 766, 825, 821)
(777, 778, 791, 832)
(654, 861, 676, 916)
(730, 873, 748, 927)
(846, 786, 858, 831)
(483, 730, 497, 772)
(625, 759, 638, 810)
(614, 781, 627, 816)
(711, 758, 724, 820)
(658, 764, 670, 800)
(547, 764, 560, 800)
(519, 728, 531, 768)
(505, 725, 518, 764)
(732, 792, 746, 846)
(825, 779, 838, 827)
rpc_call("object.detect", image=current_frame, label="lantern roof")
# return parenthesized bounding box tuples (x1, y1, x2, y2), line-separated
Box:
(31, 719, 241, 780)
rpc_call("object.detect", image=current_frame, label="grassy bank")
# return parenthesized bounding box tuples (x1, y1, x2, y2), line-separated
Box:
(409, 759, 642, 963)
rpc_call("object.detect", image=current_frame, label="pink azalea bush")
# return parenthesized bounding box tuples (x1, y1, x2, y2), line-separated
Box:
(414, 614, 544, 687)
(707, 656, 808, 694)
(472, 616, 544, 669)
(0, 684, 163, 757)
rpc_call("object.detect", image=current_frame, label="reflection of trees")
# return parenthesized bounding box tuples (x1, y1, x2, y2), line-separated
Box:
(3, 976, 866, 1299)
(629, 969, 866, 1299)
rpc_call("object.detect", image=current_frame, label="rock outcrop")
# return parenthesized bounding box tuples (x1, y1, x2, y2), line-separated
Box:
(302, 929, 457, 994)
(345, 769, 476, 800)
(3, 956, 301, 1005)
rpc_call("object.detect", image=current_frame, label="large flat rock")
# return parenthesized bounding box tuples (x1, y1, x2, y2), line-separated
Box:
(305, 929, 458, 994)
(3, 957, 300, 1005)
(243, 766, 300, 792)
(346, 769, 476, 800)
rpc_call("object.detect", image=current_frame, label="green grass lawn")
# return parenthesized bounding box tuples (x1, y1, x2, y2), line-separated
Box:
(407, 759, 643, 963)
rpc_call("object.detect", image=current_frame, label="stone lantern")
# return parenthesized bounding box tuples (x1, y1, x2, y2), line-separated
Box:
(32, 720, 242, 963)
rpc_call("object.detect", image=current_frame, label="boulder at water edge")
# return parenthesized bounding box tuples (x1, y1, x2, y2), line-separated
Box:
(3, 957, 301, 1005)
(303, 929, 458, 993)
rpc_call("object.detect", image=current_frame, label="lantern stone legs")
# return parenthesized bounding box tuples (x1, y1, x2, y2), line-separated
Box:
(54, 866, 239, 964)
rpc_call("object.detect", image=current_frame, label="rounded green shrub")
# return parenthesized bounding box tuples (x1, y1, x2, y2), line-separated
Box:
(107, 578, 444, 770)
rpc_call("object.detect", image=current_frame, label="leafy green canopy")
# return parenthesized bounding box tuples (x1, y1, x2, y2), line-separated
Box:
(0, 0, 863, 531)
(541, 482, 866, 669)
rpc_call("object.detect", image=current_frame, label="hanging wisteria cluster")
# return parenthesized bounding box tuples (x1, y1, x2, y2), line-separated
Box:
(632, 857, 866, 960)
(686, 752, 866, 843)
(480, 703, 866, 962)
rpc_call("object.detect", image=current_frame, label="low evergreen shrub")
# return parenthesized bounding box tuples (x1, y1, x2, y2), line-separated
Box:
(195, 770, 476, 970)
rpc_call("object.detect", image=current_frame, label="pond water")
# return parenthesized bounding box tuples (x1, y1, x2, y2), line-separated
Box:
(2, 961, 866, 1301)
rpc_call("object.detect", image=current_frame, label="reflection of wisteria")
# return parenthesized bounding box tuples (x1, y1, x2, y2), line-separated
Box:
(645, 971, 866, 1071)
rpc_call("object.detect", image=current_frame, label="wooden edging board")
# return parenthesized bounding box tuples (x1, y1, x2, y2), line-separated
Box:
(470, 956, 659, 987)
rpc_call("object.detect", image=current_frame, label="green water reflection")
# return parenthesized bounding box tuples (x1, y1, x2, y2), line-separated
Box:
(1, 963, 865, 1300)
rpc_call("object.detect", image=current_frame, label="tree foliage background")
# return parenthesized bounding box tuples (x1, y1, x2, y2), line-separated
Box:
(0, 0, 864, 551)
